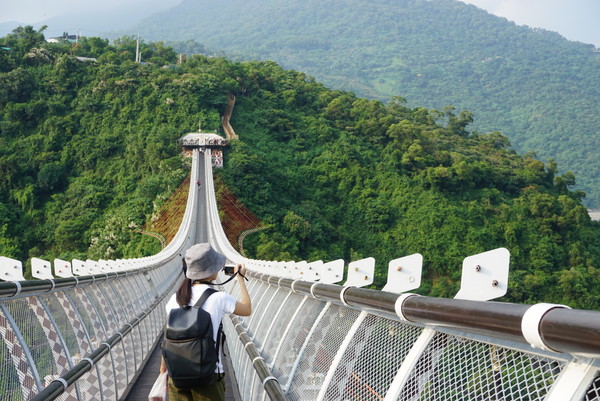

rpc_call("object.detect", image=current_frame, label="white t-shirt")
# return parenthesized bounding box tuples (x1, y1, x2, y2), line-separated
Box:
(165, 284, 237, 373)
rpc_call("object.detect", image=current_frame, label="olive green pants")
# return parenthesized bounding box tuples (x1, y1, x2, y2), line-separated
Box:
(168, 374, 225, 401)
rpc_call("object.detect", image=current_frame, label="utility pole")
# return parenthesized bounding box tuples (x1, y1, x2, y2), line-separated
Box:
(135, 34, 140, 63)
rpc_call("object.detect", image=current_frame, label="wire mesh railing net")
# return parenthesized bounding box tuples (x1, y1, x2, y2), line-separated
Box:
(0, 263, 180, 401)
(222, 275, 599, 401)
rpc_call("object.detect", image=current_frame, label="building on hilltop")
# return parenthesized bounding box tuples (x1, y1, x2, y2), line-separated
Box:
(47, 32, 79, 44)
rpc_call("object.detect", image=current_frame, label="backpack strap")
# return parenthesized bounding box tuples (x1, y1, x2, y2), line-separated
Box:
(218, 322, 226, 356)
(216, 322, 227, 374)
(193, 287, 218, 309)
(194, 287, 227, 377)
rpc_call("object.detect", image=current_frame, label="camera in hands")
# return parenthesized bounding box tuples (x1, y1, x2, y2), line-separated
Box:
(223, 264, 235, 276)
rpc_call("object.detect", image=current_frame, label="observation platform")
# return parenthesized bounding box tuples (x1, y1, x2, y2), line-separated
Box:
(179, 132, 227, 167)
(179, 132, 228, 148)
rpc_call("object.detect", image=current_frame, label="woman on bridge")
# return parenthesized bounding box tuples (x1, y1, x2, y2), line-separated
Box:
(161, 243, 252, 401)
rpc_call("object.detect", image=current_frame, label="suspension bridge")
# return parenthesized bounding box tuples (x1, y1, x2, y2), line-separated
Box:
(1, 142, 599, 401)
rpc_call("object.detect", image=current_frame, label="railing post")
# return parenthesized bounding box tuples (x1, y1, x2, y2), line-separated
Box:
(29, 295, 82, 400)
(544, 358, 598, 401)
(245, 280, 272, 333)
(269, 296, 309, 370)
(258, 291, 293, 353)
(54, 291, 103, 395)
(383, 327, 437, 401)
(316, 253, 423, 400)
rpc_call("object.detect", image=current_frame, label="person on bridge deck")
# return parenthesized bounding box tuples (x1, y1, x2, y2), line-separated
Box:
(161, 243, 252, 401)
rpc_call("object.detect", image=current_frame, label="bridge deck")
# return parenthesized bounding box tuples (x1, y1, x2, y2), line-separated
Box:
(124, 340, 240, 401)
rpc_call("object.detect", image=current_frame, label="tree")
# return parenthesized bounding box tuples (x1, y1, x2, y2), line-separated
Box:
(73, 37, 110, 58)
(4, 25, 47, 60)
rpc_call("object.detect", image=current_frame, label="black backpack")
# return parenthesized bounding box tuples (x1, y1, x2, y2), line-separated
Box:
(161, 288, 224, 388)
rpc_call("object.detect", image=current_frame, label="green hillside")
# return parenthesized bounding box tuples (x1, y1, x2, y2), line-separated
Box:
(130, 0, 600, 208)
(1, 27, 599, 309)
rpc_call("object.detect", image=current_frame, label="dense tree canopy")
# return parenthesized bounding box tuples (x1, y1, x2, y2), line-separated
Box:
(130, 0, 600, 208)
(0, 28, 599, 310)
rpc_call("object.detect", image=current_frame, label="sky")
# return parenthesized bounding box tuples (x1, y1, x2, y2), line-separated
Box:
(1, 0, 182, 37)
(459, 0, 600, 47)
(3, 1, 128, 23)
(2, 0, 180, 23)
(1, 0, 600, 47)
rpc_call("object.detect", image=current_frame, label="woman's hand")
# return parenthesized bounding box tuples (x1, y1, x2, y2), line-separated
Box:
(234, 263, 246, 277)
(233, 262, 251, 316)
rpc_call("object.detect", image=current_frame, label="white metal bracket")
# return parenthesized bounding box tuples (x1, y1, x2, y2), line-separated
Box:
(282, 261, 294, 278)
(54, 259, 73, 278)
(320, 259, 344, 284)
(31, 258, 54, 280)
(98, 259, 110, 273)
(382, 253, 423, 294)
(72, 259, 88, 276)
(455, 248, 510, 301)
(86, 259, 100, 275)
(113, 259, 125, 272)
(293, 261, 307, 280)
(343, 257, 374, 287)
(303, 260, 322, 282)
(0, 256, 25, 281)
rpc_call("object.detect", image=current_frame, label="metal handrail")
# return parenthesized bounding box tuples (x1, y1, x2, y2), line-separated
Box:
(254, 272, 600, 358)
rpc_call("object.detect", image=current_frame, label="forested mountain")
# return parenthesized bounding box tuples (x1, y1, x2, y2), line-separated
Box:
(128, 0, 600, 208)
(1, 27, 599, 309)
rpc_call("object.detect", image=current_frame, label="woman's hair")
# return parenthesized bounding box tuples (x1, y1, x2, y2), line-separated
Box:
(176, 278, 192, 306)
(176, 277, 214, 306)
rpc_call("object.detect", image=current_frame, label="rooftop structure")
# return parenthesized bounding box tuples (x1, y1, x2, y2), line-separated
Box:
(47, 33, 79, 44)
(178, 132, 227, 148)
